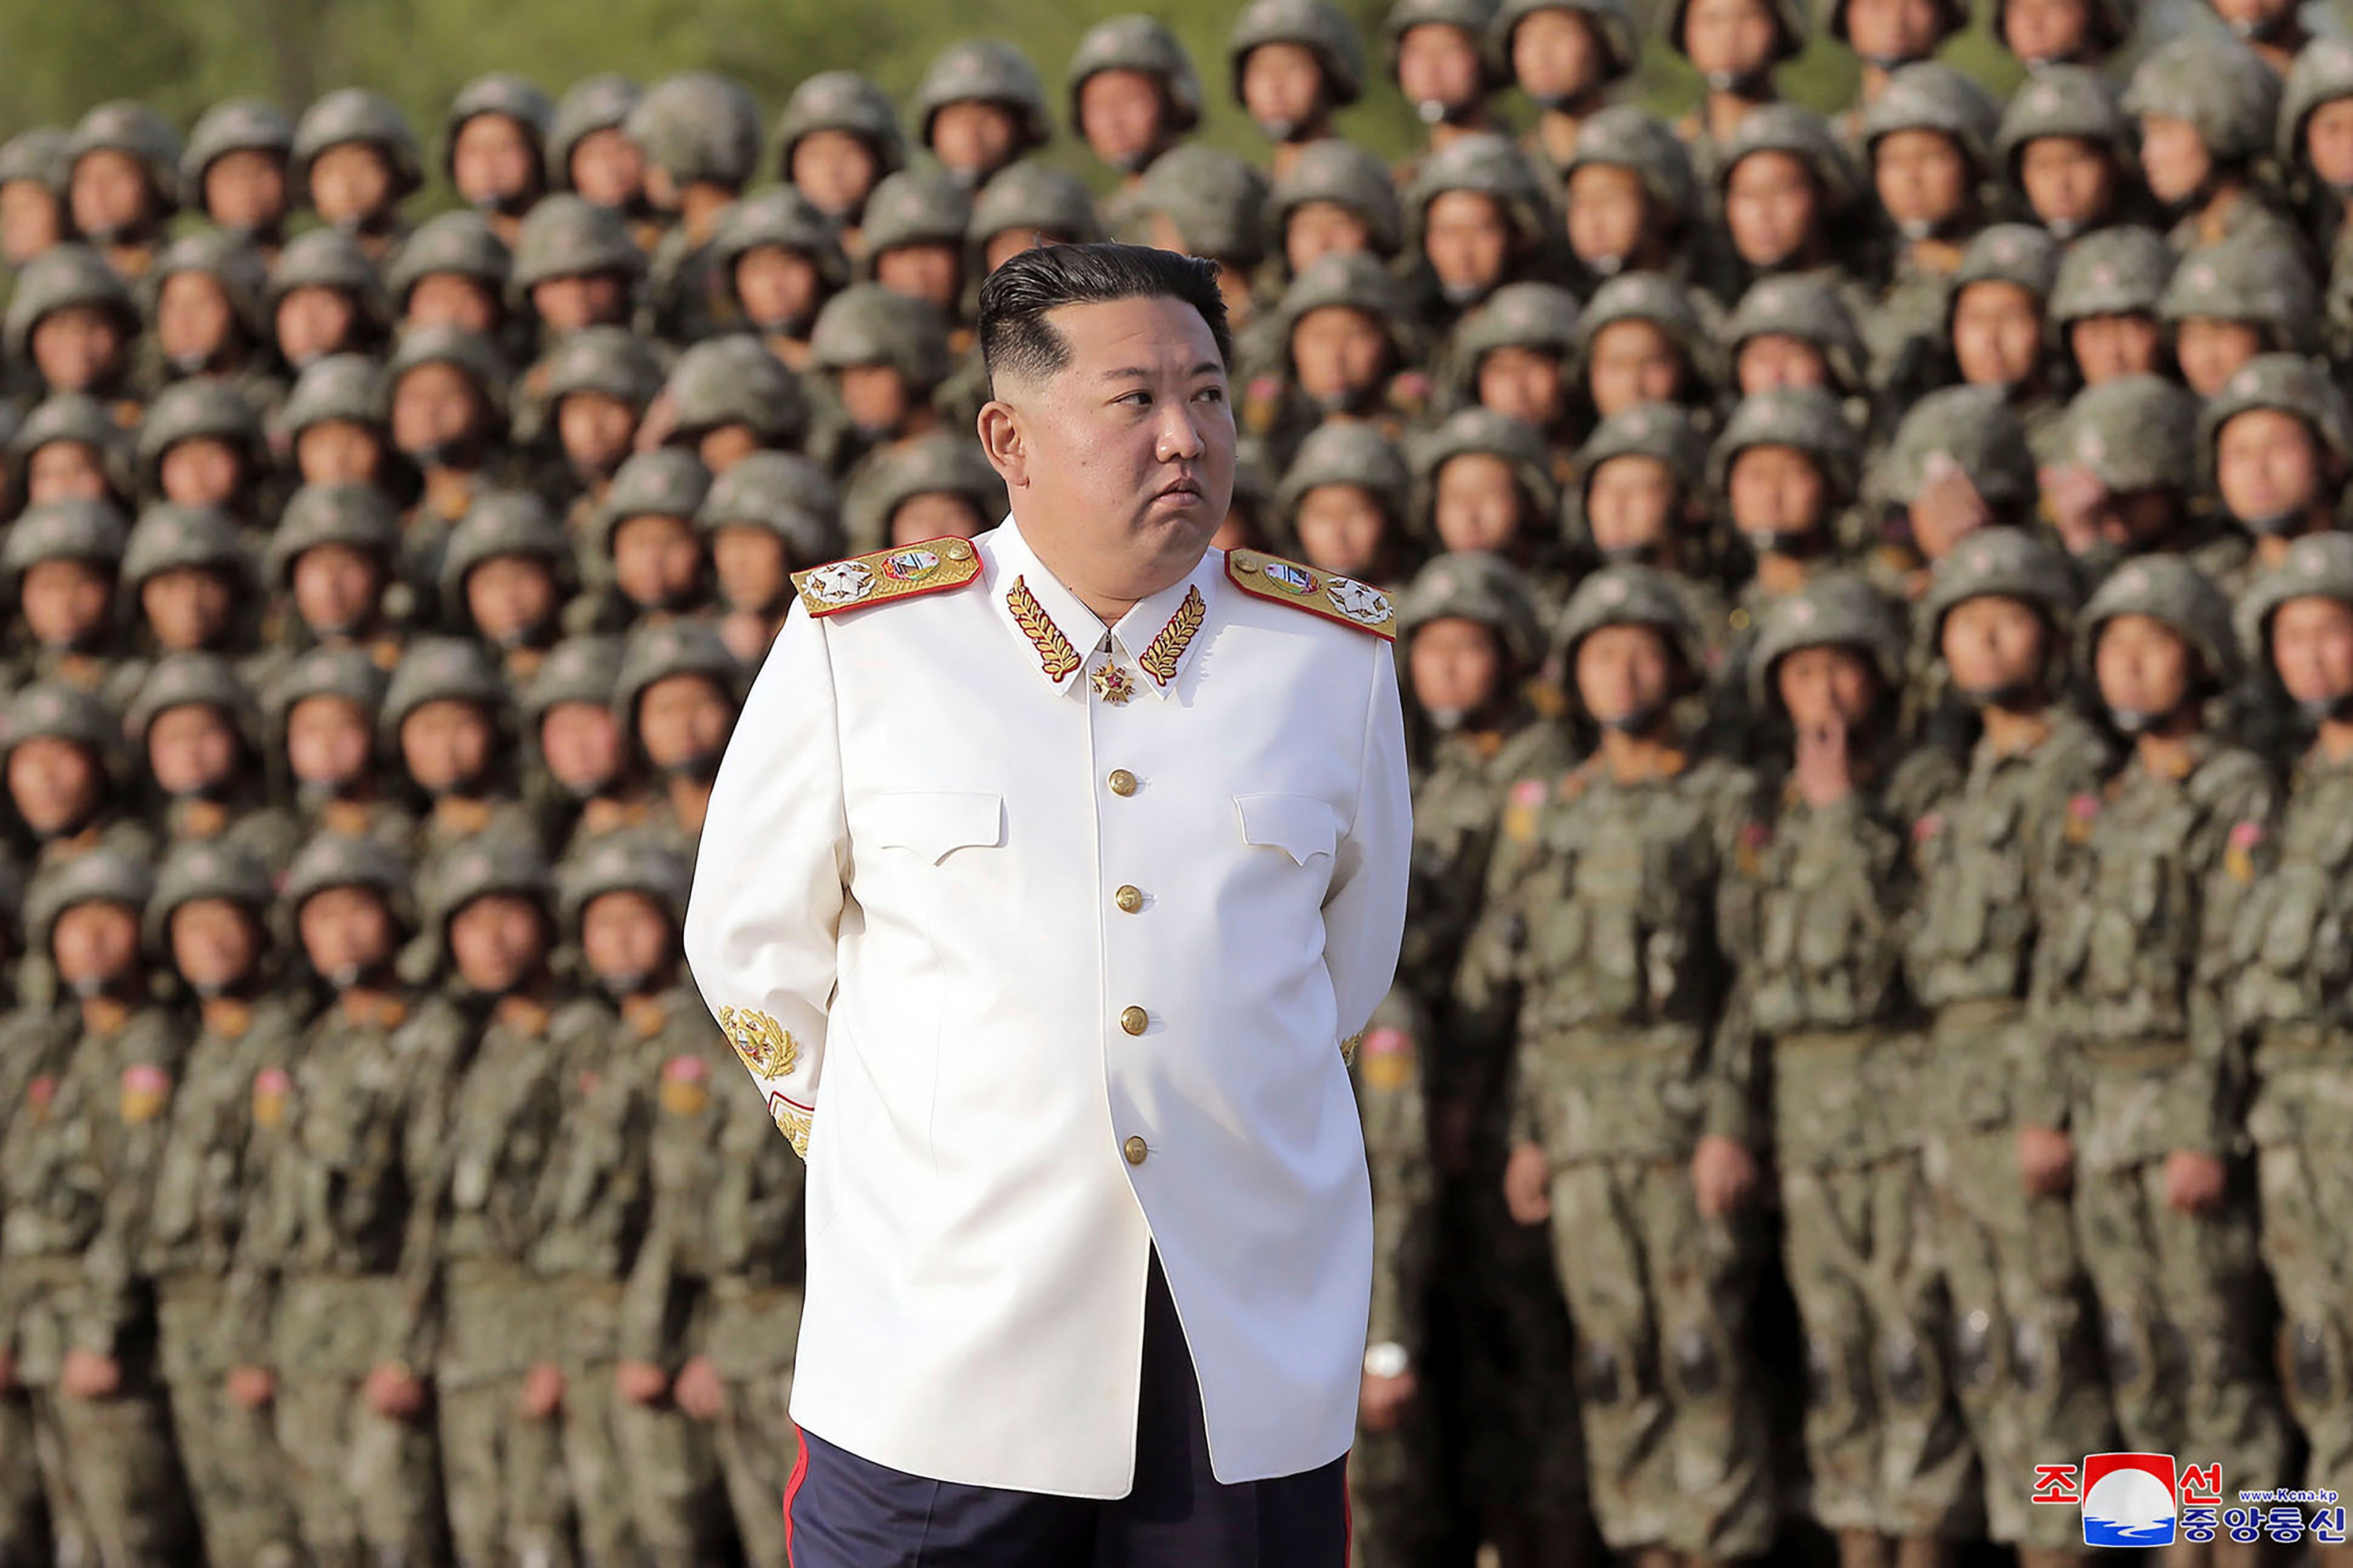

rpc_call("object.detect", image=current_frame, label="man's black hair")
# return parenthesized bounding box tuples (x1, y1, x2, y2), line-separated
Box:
(977, 242, 1233, 394)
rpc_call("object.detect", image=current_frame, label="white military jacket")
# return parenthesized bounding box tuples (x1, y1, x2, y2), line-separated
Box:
(685, 515, 1411, 1497)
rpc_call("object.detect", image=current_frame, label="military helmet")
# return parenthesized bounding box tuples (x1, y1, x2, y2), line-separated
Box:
(1227, 0, 1370, 107)
(1396, 549, 1543, 666)
(770, 71, 908, 179)
(266, 644, 390, 731)
(1562, 105, 1700, 224)
(1129, 145, 1272, 265)
(1716, 103, 1860, 215)
(1412, 406, 1558, 518)
(278, 354, 388, 442)
(2159, 232, 2321, 355)
(1449, 281, 1580, 386)
(1995, 64, 2134, 183)
(2058, 374, 2199, 494)
(1871, 385, 2036, 513)
(122, 503, 253, 591)
(382, 636, 507, 743)
(1278, 250, 1418, 362)
(1748, 571, 1908, 710)
(1276, 419, 1412, 525)
(559, 833, 692, 933)
(664, 337, 808, 446)
(971, 160, 1106, 248)
(136, 378, 263, 485)
(181, 98, 295, 197)
(537, 325, 664, 413)
(2077, 553, 2242, 689)
(697, 450, 847, 565)
(1554, 564, 1703, 677)
(1268, 138, 1406, 258)
(842, 432, 1006, 552)
(267, 227, 390, 321)
(1720, 275, 1869, 394)
(2280, 35, 2353, 171)
(0, 496, 128, 590)
(1950, 222, 2062, 306)
(1707, 386, 1863, 502)
(1573, 400, 1711, 502)
(147, 839, 275, 953)
(280, 831, 409, 918)
(0, 681, 119, 764)
(1404, 132, 1549, 246)
(1573, 272, 1716, 386)
(68, 100, 184, 213)
(710, 186, 850, 292)
(858, 167, 976, 257)
(2238, 532, 2353, 662)
(1859, 61, 2001, 173)
(548, 74, 642, 190)
(625, 71, 761, 187)
(600, 449, 713, 538)
(9, 392, 133, 482)
(522, 634, 626, 722)
(1669, 0, 1804, 62)
(148, 230, 271, 340)
(387, 211, 513, 308)
(25, 848, 155, 958)
(914, 40, 1055, 153)
(1387, 0, 1504, 51)
(808, 284, 953, 389)
(2123, 36, 2278, 167)
(1068, 15, 1206, 135)
(438, 490, 571, 612)
(292, 88, 423, 200)
(384, 325, 511, 423)
(266, 483, 401, 587)
(0, 126, 71, 194)
(512, 194, 644, 292)
(426, 831, 553, 935)
(1916, 526, 2078, 654)
(125, 650, 259, 749)
(614, 617, 738, 730)
(1488, 0, 1639, 81)
(2197, 352, 2353, 483)
(2047, 224, 2175, 326)
(442, 72, 554, 183)
(5, 244, 137, 359)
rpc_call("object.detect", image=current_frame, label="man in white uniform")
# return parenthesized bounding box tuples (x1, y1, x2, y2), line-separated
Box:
(684, 241, 1412, 1566)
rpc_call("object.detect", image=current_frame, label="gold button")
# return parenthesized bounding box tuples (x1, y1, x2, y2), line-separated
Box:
(1124, 1136, 1149, 1165)
(1114, 885, 1143, 914)
(1107, 769, 1137, 797)
(1119, 1005, 1148, 1035)
(942, 539, 973, 561)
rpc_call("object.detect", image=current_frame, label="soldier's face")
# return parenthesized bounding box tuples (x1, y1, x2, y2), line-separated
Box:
(1409, 617, 1506, 718)
(21, 560, 113, 648)
(697, 425, 760, 473)
(1728, 444, 1827, 538)
(2138, 116, 2210, 207)
(539, 701, 623, 793)
(1295, 484, 1391, 577)
(1514, 10, 1606, 102)
(1080, 70, 1172, 172)
(1586, 319, 1684, 419)
(1873, 130, 1968, 232)
(874, 242, 964, 313)
(204, 149, 288, 233)
(559, 391, 638, 475)
(31, 306, 128, 394)
(309, 142, 396, 225)
(276, 286, 359, 368)
(713, 526, 791, 611)
(1397, 23, 1487, 117)
(639, 673, 731, 773)
(2019, 136, 2115, 234)
(1, 178, 63, 266)
(409, 272, 502, 336)
(299, 887, 395, 982)
(465, 557, 560, 645)
(70, 149, 151, 239)
(1776, 644, 1880, 731)
(1424, 190, 1512, 298)
(582, 891, 673, 991)
(391, 363, 487, 457)
(931, 101, 1023, 181)
(2271, 595, 2353, 707)
(143, 567, 237, 652)
(160, 437, 244, 508)
(1434, 453, 1528, 553)
(2002, 0, 2093, 64)
(1735, 333, 1830, 395)
(158, 272, 239, 367)
(1724, 150, 1819, 269)
(735, 246, 823, 332)
(399, 698, 495, 793)
(7, 737, 101, 834)
(1585, 456, 1680, 561)
(1242, 43, 1330, 138)
(569, 128, 645, 211)
(26, 441, 110, 506)
(2175, 317, 2264, 399)
(1682, 0, 1781, 77)
(1291, 305, 1391, 401)
(839, 363, 916, 436)
(1477, 344, 1567, 426)
(1285, 201, 1376, 276)
(1940, 594, 2046, 696)
(789, 131, 878, 219)
(2068, 312, 2161, 386)
(2095, 612, 2195, 722)
(291, 543, 387, 635)
(171, 899, 262, 994)
(1576, 623, 1675, 726)
(2306, 98, 2353, 191)
(2217, 408, 2329, 525)
(453, 113, 542, 211)
(1565, 164, 1649, 269)
(52, 901, 139, 988)
(532, 271, 630, 334)
(286, 694, 373, 787)
(451, 893, 549, 992)
(890, 491, 988, 546)
(1951, 280, 2044, 391)
(1843, 0, 1951, 64)
(613, 514, 704, 608)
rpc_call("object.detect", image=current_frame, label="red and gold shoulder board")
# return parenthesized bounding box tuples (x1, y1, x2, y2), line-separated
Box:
(792, 537, 983, 619)
(1224, 550, 1396, 641)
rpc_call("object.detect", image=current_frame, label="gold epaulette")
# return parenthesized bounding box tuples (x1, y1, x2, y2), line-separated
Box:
(792, 537, 983, 619)
(1224, 550, 1396, 640)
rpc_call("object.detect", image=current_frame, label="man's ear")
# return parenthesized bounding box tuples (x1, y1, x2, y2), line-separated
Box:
(977, 399, 1029, 491)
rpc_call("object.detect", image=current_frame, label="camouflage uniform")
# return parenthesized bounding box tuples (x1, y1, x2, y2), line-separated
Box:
(0, 845, 54, 1568)
(1857, 65, 2000, 396)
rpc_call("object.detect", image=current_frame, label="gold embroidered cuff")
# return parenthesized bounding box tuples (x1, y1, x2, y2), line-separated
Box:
(1340, 1031, 1365, 1065)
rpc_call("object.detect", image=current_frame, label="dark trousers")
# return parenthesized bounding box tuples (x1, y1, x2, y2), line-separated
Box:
(783, 1253, 1350, 1567)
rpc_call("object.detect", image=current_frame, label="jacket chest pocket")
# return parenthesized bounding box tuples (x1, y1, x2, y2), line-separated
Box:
(1235, 792, 1340, 866)
(869, 791, 1006, 864)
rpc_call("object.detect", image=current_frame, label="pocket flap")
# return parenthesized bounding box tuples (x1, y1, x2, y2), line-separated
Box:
(871, 791, 1005, 864)
(1235, 792, 1339, 865)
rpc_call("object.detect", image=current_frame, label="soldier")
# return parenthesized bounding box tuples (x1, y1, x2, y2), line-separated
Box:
(514, 195, 644, 344)
(857, 166, 977, 325)
(6, 244, 145, 407)
(1864, 386, 2038, 598)
(1, 683, 153, 874)
(837, 429, 1006, 553)
(913, 40, 1054, 193)
(444, 72, 554, 245)
(249, 832, 457, 1568)
(1387, 0, 1509, 176)
(0, 849, 199, 1568)
(11, 391, 135, 510)
(1666, 0, 1803, 156)
(1403, 133, 1556, 327)
(1266, 138, 1406, 295)
(1412, 407, 1569, 610)
(267, 645, 409, 846)
(708, 187, 848, 368)
(769, 71, 905, 244)
(121, 484, 254, 638)
(385, 326, 514, 576)
(1246, 252, 1424, 473)
(1941, 225, 2065, 464)
(697, 450, 846, 664)
(1495, 0, 1638, 178)
(1860, 64, 2001, 394)
(2039, 374, 2217, 587)
(1736, 577, 1979, 1568)
(970, 160, 1105, 276)
(529, 325, 664, 508)
(1996, 67, 2144, 245)
(522, 637, 640, 856)
(1067, 15, 1202, 199)
(1556, 106, 1710, 300)
(66, 101, 182, 280)
(550, 75, 649, 221)
(1709, 385, 1867, 670)
(807, 284, 957, 480)
(2200, 352, 2353, 589)
(0, 856, 55, 1568)
(1228, 0, 1368, 176)
(2123, 37, 2302, 257)
(144, 840, 307, 1568)
(1713, 105, 1874, 305)
(1824, 0, 1965, 125)
(137, 381, 267, 517)
(182, 97, 297, 253)
(388, 211, 515, 345)
(438, 490, 575, 682)
(1573, 271, 1720, 425)
(1719, 275, 1871, 408)
(0, 125, 70, 268)
(2280, 38, 2353, 373)
(1276, 420, 1419, 589)
(1563, 402, 1720, 587)
(1126, 144, 1273, 334)
(265, 481, 411, 657)
(268, 229, 393, 372)
(291, 88, 423, 260)
(1992, 0, 2128, 69)
(2227, 534, 2353, 1522)
(1904, 530, 2116, 1568)
(1468, 565, 1776, 1568)
(382, 637, 548, 895)
(627, 72, 762, 345)
(2159, 231, 2323, 398)
(662, 333, 812, 477)
(1439, 281, 1582, 469)
(126, 653, 301, 870)
(614, 619, 741, 849)
(2047, 225, 2175, 389)
(2, 497, 130, 697)
(2048, 560, 2296, 1546)
(145, 233, 279, 407)
(590, 448, 714, 629)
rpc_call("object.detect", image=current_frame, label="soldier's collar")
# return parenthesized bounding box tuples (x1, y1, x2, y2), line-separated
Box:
(989, 517, 1218, 702)
(2133, 730, 2210, 784)
(494, 994, 552, 1037)
(201, 996, 255, 1037)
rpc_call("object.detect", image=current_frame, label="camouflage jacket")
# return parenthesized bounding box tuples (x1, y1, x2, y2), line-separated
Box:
(529, 992, 662, 1370)
(1353, 988, 1433, 1359)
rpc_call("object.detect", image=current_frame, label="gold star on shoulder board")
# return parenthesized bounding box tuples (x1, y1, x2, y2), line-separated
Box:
(1091, 662, 1135, 704)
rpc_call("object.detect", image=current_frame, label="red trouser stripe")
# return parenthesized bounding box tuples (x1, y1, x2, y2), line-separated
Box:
(783, 1421, 811, 1566)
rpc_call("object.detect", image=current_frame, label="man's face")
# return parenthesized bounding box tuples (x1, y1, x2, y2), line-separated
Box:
(1565, 163, 1649, 270)
(981, 294, 1235, 604)
(1292, 305, 1389, 403)
(1409, 617, 1505, 718)
(71, 149, 151, 240)
(1477, 345, 1566, 427)
(172, 899, 261, 995)
(2217, 407, 2327, 526)
(26, 441, 109, 506)
(1684, 0, 1781, 78)
(1724, 149, 1818, 268)
(571, 128, 645, 211)
(2096, 611, 2194, 722)
(7, 737, 101, 835)
(205, 149, 288, 234)
(1397, 22, 1486, 119)
(1728, 444, 1826, 538)
(291, 544, 385, 635)
(2069, 313, 2161, 385)
(2139, 115, 2211, 207)
(559, 391, 637, 475)
(1080, 70, 1172, 172)
(532, 272, 629, 334)
(299, 885, 395, 985)
(1587, 318, 1683, 418)
(735, 246, 822, 333)
(613, 514, 703, 609)
(148, 703, 240, 796)
(1, 179, 62, 265)
(400, 698, 494, 793)
(1941, 593, 2046, 696)
(638, 673, 731, 773)
(714, 526, 792, 611)
(1874, 129, 1968, 231)
(158, 272, 238, 368)
(1242, 42, 1329, 138)
(1575, 622, 1675, 725)
(2307, 98, 2353, 191)
(450, 892, 547, 993)
(540, 701, 625, 794)
(286, 694, 373, 787)
(2176, 318, 2263, 400)
(32, 306, 126, 393)
(1285, 201, 1374, 276)
(466, 556, 560, 645)
(145, 563, 238, 652)
(874, 243, 963, 313)
(2020, 136, 2115, 234)
(453, 113, 541, 212)
(53, 901, 139, 990)
(2272, 595, 2353, 708)
(276, 286, 358, 368)
(1294, 483, 1390, 577)
(1423, 189, 1512, 299)
(582, 890, 673, 991)
(21, 559, 113, 646)
(160, 438, 243, 509)
(790, 131, 878, 218)
(1433, 453, 1527, 553)
(1777, 644, 1880, 730)
(1951, 279, 2043, 390)
(1844, 0, 1950, 63)
(391, 362, 484, 458)
(310, 142, 396, 226)
(2002, 0, 2093, 63)
(1585, 454, 1677, 559)
(1736, 333, 1830, 395)
(409, 272, 501, 335)
(931, 101, 1022, 182)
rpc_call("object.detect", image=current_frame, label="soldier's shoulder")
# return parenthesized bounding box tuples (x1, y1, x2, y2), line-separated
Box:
(790, 535, 984, 619)
(2041, 710, 2120, 779)
(1493, 716, 1577, 780)
(1222, 549, 1396, 641)
(2190, 743, 2275, 810)
(1886, 742, 1966, 824)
